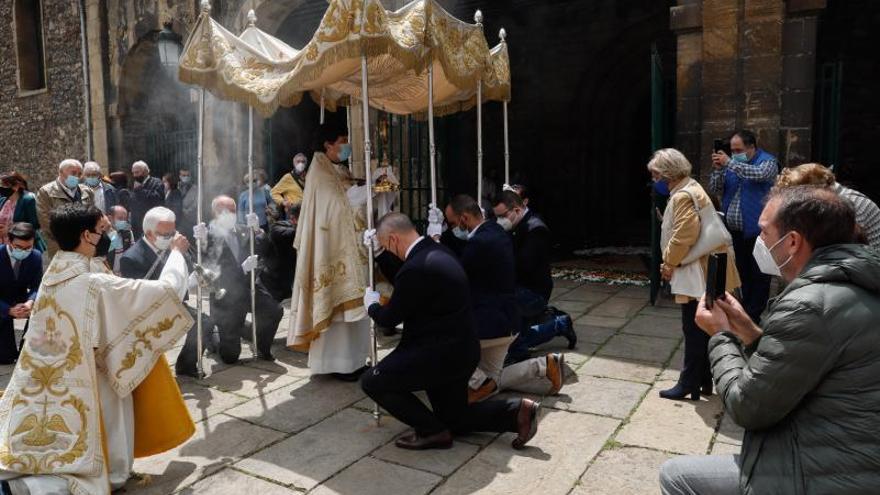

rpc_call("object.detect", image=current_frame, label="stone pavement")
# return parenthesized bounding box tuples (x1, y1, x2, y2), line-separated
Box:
(0, 281, 744, 494)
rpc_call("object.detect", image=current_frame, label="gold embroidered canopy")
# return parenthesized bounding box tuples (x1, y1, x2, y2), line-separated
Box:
(178, 0, 511, 117)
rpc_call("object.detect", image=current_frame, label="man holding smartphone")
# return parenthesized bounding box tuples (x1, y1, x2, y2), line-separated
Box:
(708, 130, 778, 323)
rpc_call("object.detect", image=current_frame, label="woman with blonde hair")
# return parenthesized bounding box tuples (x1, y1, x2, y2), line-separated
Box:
(648, 148, 740, 400)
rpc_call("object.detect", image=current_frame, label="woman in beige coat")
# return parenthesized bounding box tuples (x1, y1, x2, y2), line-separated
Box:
(648, 148, 740, 400)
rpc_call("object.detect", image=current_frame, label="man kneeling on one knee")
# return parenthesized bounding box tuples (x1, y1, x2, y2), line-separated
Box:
(659, 186, 880, 495)
(360, 212, 540, 451)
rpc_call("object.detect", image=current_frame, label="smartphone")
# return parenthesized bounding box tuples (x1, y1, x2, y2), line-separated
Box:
(713, 139, 724, 153)
(705, 253, 727, 309)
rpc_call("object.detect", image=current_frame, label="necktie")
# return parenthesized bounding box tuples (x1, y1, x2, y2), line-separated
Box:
(12, 259, 20, 279)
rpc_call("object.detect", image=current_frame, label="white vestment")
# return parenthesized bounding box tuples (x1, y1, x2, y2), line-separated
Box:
(0, 251, 191, 495)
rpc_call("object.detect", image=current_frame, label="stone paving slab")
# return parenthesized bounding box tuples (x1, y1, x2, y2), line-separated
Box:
(543, 375, 649, 419)
(312, 457, 442, 495)
(597, 334, 680, 365)
(177, 378, 250, 424)
(555, 288, 614, 304)
(432, 410, 620, 495)
(589, 297, 648, 319)
(197, 364, 303, 399)
(573, 314, 630, 329)
(551, 299, 598, 316)
(127, 414, 286, 495)
(638, 305, 682, 318)
(711, 441, 742, 455)
(573, 446, 673, 495)
(614, 286, 651, 300)
(225, 376, 365, 433)
(579, 356, 663, 384)
(553, 279, 585, 289)
(573, 324, 619, 345)
(235, 408, 406, 491)
(616, 380, 723, 455)
(534, 339, 600, 366)
(372, 438, 480, 476)
(178, 468, 297, 494)
(659, 343, 684, 382)
(620, 315, 682, 340)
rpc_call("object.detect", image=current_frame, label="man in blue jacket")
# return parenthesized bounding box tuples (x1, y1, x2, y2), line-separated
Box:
(709, 130, 777, 322)
(0, 223, 42, 364)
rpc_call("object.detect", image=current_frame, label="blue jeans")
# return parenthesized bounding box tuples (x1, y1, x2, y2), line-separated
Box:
(506, 287, 555, 362)
(660, 454, 741, 495)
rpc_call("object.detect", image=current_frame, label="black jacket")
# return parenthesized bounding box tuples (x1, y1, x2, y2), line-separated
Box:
(0, 245, 43, 320)
(204, 226, 263, 305)
(119, 238, 169, 280)
(511, 210, 553, 301)
(460, 221, 519, 339)
(130, 176, 165, 236)
(259, 220, 296, 301)
(371, 239, 480, 378)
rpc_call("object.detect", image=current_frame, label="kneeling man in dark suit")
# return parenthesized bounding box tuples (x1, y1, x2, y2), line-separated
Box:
(361, 212, 540, 451)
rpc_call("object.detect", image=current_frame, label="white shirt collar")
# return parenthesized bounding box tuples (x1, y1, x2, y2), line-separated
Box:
(405, 236, 425, 259)
(467, 221, 487, 240)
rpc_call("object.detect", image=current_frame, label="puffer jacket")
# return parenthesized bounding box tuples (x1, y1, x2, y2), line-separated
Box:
(708, 244, 880, 495)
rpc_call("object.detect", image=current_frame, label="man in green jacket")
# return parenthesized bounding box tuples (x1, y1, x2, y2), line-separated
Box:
(660, 186, 880, 495)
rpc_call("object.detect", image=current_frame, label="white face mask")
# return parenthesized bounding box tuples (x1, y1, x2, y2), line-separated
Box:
(452, 226, 469, 241)
(496, 216, 514, 232)
(753, 232, 792, 277)
(294, 161, 306, 174)
(154, 235, 173, 251)
(214, 211, 237, 231)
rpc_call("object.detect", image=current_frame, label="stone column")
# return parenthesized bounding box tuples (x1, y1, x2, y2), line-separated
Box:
(780, 0, 826, 166)
(85, 0, 109, 167)
(741, 0, 785, 156)
(670, 1, 703, 177)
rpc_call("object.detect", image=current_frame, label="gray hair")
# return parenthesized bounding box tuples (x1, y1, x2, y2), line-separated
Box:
(82, 161, 102, 176)
(293, 153, 307, 163)
(647, 148, 692, 182)
(58, 159, 83, 174)
(143, 206, 176, 235)
(132, 160, 150, 174)
(377, 212, 416, 237)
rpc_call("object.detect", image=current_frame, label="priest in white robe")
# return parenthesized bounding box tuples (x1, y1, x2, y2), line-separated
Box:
(288, 124, 371, 380)
(0, 204, 195, 495)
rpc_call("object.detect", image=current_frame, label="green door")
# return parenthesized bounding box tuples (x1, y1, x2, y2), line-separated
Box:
(650, 44, 670, 305)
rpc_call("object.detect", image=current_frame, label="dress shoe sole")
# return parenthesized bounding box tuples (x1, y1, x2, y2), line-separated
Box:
(512, 401, 541, 450)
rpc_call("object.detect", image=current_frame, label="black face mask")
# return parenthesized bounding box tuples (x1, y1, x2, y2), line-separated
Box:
(0, 187, 12, 197)
(90, 231, 112, 257)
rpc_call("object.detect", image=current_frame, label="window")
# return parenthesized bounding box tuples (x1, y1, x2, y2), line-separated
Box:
(14, 0, 47, 92)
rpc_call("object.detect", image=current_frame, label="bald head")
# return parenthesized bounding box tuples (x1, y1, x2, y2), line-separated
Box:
(377, 212, 421, 260)
(211, 195, 236, 216)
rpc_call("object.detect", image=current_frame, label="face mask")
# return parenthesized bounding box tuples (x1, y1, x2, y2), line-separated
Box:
(114, 220, 130, 231)
(752, 233, 792, 277)
(89, 231, 112, 257)
(452, 226, 469, 241)
(133, 176, 145, 183)
(732, 152, 749, 163)
(496, 216, 514, 232)
(179, 175, 191, 184)
(85, 177, 100, 187)
(10, 248, 32, 261)
(154, 234, 173, 251)
(64, 175, 80, 189)
(215, 211, 236, 230)
(108, 232, 123, 252)
(294, 162, 306, 174)
(337, 143, 352, 162)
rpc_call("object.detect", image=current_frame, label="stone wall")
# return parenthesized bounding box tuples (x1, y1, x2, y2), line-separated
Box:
(0, 0, 88, 189)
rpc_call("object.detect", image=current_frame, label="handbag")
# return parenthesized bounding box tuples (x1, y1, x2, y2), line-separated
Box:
(678, 187, 732, 265)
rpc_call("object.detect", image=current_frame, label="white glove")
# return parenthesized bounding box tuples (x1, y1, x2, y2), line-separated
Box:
(187, 272, 200, 291)
(363, 229, 383, 255)
(363, 288, 381, 310)
(241, 254, 259, 273)
(427, 222, 442, 238)
(427, 204, 443, 225)
(193, 223, 208, 243)
(246, 213, 260, 231)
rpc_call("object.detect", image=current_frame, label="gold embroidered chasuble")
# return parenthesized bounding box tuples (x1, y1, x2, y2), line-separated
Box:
(0, 252, 194, 494)
(288, 152, 369, 352)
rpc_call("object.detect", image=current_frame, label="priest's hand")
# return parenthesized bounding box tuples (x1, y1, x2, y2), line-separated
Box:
(241, 255, 259, 273)
(171, 233, 190, 253)
(246, 213, 260, 232)
(193, 223, 208, 243)
(363, 288, 381, 311)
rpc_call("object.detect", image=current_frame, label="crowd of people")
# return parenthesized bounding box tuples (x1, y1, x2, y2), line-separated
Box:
(1, 124, 879, 494)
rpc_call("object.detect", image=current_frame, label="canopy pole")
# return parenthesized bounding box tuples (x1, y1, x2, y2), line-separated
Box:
(475, 10, 484, 206)
(247, 106, 258, 358)
(195, 87, 206, 379)
(320, 88, 326, 124)
(360, 54, 381, 426)
(500, 28, 510, 185)
(427, 63, 437, 209)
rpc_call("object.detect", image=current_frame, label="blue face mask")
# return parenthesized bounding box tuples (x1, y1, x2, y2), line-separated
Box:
(85, 177, 100, 187)
(114, 220, 130, 231)
(338, 143, 352, 162)
(108, 232, 123, 252)
(452, 226, 469, 241)
(732, 152, 749, 163)
(64, 175, 80, 189)
(10, 248, 32, 261)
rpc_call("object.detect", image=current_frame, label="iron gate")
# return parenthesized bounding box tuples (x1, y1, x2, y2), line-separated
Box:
(144, 129, 198, 178)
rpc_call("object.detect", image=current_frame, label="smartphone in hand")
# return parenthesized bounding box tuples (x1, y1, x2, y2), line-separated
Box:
(713, 139, 724, 153)
(705, 253, 727, 309)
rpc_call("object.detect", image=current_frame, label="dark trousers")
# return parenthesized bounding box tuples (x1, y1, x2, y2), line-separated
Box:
(0, 318, 18, 363)
(507, 287, 553, 362)
(679, 300, 711, 389)
(211, 280, 283, 364)
(731, 231, 771, 324)
(175, 306, 217, 374)
(361, 364, 520, 437)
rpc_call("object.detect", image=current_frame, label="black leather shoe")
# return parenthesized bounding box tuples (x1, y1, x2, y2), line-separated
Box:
(175, 367, 201, 379)
(331, 366, 368, 382)
(395, 430, 453, 450)
(257, 350, 275, 362)
(659, 383, 700, 401)
(701, 383, 713, 397)
(512, 399, 541, 449)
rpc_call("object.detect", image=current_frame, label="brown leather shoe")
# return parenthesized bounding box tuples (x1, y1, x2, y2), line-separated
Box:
(395, 430, 453, 450)
(512, 398, 541, 450)
(546, 353, 565, 395)
(468, 378, 498, 404)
